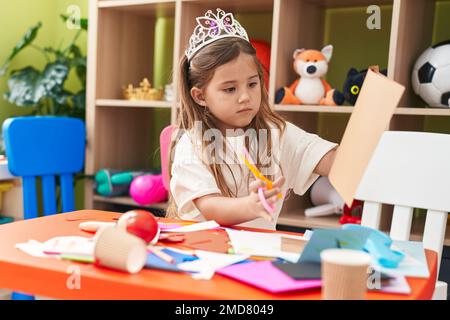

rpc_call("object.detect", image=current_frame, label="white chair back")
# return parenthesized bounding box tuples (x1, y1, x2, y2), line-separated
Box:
(355, 131, 450, 299)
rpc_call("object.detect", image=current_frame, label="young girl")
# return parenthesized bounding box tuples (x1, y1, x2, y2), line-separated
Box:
(166, 8, 338, 230)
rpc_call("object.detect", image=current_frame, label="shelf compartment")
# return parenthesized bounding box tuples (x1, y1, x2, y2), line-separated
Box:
(94, 107, 171, 170)
(96, 99, 173, 108)
(94, 195, 169, 210)
(271, 0, 393, 106)
(96, 2, 176, 100)
(389, 0, 450, 108)
(388, 0, 450, 132)
(98, 0, 176, 17)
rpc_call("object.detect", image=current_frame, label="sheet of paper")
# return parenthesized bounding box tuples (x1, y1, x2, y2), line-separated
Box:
(145, 247, 198, 272)
(298, 228, 371, 263)
(164, 220, 221, 233)
(15, 240, 52, 258)
(372, 241, 429, 278)
(157, 221, 195, 231)
(217, 260, 322, 293)
(303, 230, 314, 241)
(272, 261, 322, 280)
(225, 228, 302, 263)
(281, 236, 308, 254)
(177, 250, 249, 280)
(328, 69, 405, 206)
(370, 275, 411, 295)
(41, 236, 95, 256)
(158, 223, 184, 231)
(175, 229, 231, 253)
(16, 236, 95, 258)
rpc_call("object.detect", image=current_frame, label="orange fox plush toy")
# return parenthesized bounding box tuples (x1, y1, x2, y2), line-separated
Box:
(275, 45, 344, 106)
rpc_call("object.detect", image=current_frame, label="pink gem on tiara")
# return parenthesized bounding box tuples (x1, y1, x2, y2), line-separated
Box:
(185, 8, 250, 61)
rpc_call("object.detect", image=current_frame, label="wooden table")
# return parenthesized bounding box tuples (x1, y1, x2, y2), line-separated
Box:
(0, 210, 437, 299)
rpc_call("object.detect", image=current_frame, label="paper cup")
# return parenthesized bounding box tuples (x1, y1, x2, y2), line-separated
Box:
(94, 226, 147, 274)
(320, 249, 372, 300)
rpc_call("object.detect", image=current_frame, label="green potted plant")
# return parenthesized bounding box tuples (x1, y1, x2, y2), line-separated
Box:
(0, 15, 88, 120)
(0, 15, 89, 207)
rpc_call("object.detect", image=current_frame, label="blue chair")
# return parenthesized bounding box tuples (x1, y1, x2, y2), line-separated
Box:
(2, 116, 86, 300)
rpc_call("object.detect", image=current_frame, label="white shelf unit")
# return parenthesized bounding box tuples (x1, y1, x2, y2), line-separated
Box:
(86, 0, 450, 241)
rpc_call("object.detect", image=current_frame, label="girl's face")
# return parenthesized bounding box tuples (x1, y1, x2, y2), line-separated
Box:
(191, 53, 262, 132)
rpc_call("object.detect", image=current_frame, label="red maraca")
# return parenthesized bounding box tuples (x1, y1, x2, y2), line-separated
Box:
(117, 210, 160, 245)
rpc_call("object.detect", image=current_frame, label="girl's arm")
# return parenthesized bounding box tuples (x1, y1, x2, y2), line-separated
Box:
(313, 147, 338, 176)
(193, 194, 262, 226)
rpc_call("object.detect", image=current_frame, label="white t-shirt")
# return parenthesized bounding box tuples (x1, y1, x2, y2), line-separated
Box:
(170, 121, 338, 230)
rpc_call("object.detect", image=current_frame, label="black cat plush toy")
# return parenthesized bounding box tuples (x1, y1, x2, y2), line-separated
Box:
(342, 67, 387, 105)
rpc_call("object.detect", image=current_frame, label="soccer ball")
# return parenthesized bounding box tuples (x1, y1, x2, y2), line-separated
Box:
(412, 40, 450, 108)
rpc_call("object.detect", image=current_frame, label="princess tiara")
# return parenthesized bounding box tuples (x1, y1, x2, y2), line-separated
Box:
(185, 8, 250, 61)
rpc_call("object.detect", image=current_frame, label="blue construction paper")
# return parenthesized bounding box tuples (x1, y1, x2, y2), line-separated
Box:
(298, 228, 371, 263)
(145, 248, 198, 272)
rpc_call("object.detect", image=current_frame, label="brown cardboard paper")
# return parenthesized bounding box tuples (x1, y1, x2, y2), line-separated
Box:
(281, 236, 308, 254)
(328, 69, 405, 206)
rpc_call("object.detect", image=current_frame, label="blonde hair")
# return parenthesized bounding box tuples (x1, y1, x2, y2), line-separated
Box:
(166, 37, 286, 218)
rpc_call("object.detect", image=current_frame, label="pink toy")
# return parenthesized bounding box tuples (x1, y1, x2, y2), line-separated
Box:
(160, 125, 176, 191)
(129, 174, 168, 205)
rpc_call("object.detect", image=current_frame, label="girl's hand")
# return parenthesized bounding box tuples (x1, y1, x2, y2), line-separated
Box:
(249, 176, 286, 196)
(246, 176, 286, 222)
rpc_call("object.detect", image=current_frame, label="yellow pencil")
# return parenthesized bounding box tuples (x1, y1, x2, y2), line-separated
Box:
(242, 151, 282, 199)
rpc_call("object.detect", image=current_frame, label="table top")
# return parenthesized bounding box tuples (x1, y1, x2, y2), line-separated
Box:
(0, 210, 437, 300)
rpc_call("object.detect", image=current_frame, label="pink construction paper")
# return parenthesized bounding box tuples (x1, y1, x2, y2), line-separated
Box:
(158, 223, 183, 230)
(217, 261, 322, 293)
